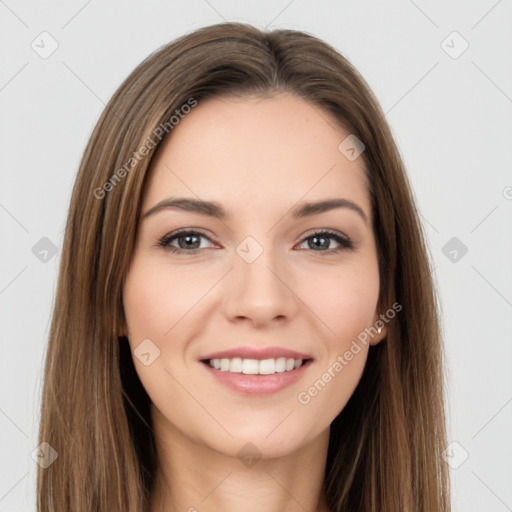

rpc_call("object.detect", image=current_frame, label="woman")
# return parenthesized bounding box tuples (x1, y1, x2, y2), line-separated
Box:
(37, 22, 451, 511)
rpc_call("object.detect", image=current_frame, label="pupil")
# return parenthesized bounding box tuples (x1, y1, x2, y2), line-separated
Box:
(311, 236, 328, 250)
(181, 235, 199, 249)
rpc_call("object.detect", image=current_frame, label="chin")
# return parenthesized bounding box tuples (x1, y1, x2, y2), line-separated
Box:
(202, 422, 319, 461)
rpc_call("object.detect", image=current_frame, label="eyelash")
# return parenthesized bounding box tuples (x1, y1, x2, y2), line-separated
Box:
(156, 228, 354, 255)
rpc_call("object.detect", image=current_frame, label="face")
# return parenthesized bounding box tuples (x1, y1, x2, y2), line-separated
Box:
(122, 93, 385, 459)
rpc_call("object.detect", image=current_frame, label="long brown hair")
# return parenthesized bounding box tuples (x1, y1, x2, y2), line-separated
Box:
(37, 22, 451, 511)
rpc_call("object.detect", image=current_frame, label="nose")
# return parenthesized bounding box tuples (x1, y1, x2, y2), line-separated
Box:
(222, 245, 299, 328)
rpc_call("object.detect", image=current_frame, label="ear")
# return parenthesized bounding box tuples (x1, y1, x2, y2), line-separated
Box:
(369, 313, 388, 346)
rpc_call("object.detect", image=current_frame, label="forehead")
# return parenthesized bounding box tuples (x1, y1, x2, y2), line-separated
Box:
(142, 93, 371, 221)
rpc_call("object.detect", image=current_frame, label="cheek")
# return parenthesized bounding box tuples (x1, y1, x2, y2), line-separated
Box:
(122, 261, 208, 423)
(122, 260, 219, 403)
(122, 266, 166, 341)
(295, 273, 377, 424)
(288, 259, 379, 416)
(297, 259, 380, 348)
(123, 260, 213, 340)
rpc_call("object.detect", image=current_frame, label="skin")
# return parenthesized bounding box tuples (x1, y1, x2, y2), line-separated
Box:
(121, 92, 387, 512)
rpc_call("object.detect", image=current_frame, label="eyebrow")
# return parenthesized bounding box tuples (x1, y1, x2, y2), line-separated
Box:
(142, 197, 368, 224)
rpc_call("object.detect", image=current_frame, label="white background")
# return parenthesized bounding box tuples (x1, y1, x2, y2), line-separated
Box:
(1, 1, 511, 510)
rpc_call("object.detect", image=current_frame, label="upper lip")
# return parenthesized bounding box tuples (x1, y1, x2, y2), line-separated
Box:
(200, 346, 313, 361)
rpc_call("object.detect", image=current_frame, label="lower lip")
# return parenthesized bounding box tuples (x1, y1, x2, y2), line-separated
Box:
(201, 360, 312, 396)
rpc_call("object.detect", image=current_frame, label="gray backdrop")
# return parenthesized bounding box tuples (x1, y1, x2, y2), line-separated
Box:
(1, 1, 511, 510)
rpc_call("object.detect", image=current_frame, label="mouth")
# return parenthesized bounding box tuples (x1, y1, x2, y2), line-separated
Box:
(198, 347, 314, 395)
(199, 352, 314, 396)
(201, 357, 314, 375)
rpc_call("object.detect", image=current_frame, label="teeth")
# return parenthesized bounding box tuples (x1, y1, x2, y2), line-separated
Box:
(208, 357, 305, 375)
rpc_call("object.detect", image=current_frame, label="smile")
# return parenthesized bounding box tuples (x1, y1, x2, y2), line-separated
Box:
(200, 357, 313, 395)
(206, 357, 307, 375)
